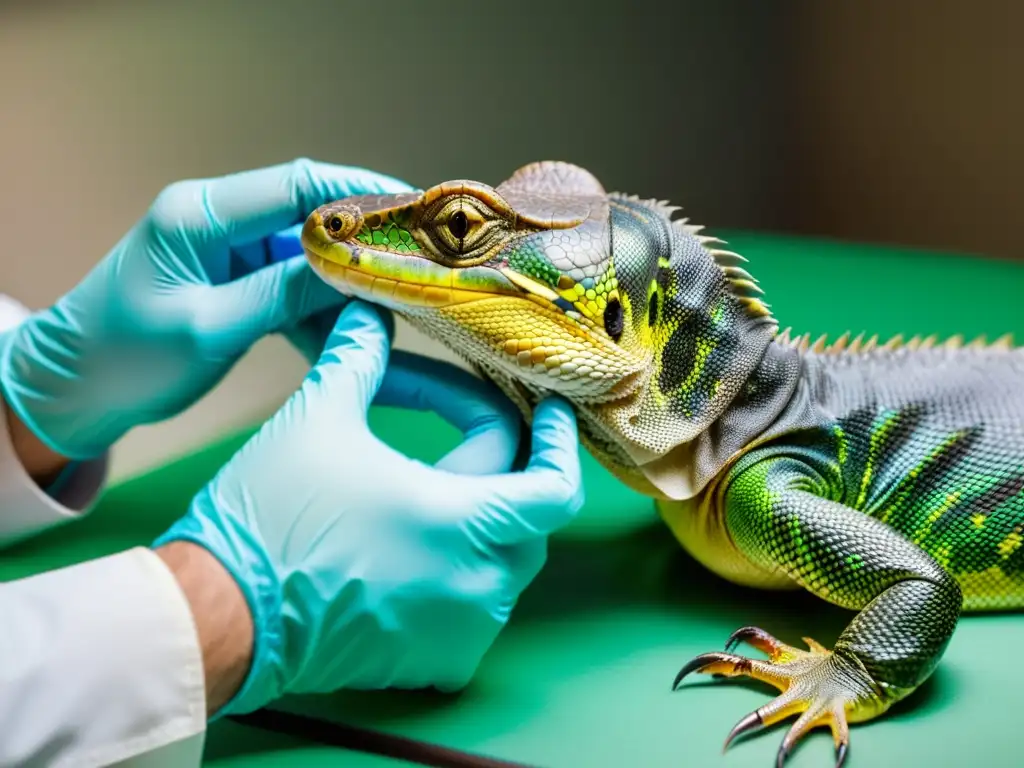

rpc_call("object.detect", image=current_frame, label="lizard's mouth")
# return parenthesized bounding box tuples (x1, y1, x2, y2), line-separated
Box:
(301, 209, 523, 312)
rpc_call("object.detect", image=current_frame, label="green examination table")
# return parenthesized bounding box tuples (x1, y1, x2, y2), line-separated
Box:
(2, 232, 1022, 768)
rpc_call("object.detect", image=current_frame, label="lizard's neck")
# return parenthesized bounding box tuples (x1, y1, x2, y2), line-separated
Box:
(585, 335, 803, 501)
(580, 211, 797, 499)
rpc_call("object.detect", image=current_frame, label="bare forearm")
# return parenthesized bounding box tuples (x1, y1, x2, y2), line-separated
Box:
(2, 396, 70, 486)
(3, 389, 254, 713)
(155, 541, 255, 715)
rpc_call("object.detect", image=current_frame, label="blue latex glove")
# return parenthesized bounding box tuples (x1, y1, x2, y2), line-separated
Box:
(0, 159, 413, 460)
(154, 300, 584, 714)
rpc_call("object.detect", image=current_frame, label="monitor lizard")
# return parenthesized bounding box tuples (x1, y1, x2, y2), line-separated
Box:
(299, 160, 1024, 768)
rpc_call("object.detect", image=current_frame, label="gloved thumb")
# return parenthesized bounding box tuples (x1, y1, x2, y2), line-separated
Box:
(206, 256, 343, 349)
(304, 300, 395, 418)
(468, 397, 585, 547)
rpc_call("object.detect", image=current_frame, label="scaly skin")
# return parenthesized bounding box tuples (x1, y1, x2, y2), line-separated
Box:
(300, 161, 1024, 767)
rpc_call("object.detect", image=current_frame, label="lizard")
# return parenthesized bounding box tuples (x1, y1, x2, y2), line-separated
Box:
(297, 160, 1024, 768)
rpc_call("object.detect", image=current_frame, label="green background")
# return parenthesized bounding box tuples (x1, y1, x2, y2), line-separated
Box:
(2, 231, 1022, 768)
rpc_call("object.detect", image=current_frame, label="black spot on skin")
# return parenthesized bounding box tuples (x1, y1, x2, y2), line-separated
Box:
(648, 291, 660, 327)
(604, 298, 624, 341)
(657, 265, 671, 290)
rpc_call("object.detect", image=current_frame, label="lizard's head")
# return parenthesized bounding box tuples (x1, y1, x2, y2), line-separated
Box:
(302, 161, 778, 497)
(301, 162, 639, 402)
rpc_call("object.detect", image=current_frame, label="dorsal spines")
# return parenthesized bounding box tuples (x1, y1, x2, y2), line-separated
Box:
(704, 240, 773, 321)
(830, 331, 851, 352)
(673, 220, 772, 321)
(882, 334, 904, 351)
(611, 192, 775, 325)
(774, 328, 1016, 356)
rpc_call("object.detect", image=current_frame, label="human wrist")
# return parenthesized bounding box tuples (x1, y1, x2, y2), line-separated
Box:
(155, 539, 255, 716)
(2, 394, 70, 486)
(0, 317, 99, 465)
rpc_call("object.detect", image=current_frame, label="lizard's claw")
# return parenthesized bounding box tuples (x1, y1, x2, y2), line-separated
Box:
(673, 626, 881, 768)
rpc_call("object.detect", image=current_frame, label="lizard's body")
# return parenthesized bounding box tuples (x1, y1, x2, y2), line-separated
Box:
(299, 162, 1024, 767)
(667, 338, 1024, 608)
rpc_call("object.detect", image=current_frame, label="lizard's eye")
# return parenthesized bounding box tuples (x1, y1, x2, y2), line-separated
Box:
(428, 197, 497, 257)
(323, 209, 358, 240)
(447, 210, 470, 240)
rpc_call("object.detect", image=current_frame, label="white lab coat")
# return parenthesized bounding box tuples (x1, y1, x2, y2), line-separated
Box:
(0, 294, 207, 767)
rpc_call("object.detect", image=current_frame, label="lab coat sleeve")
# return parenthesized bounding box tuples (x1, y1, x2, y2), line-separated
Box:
(0, 293, 208, 767)
(0, 549, 208, 768)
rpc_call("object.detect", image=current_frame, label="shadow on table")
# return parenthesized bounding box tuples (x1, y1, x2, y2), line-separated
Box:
(203, 518, 955, 763)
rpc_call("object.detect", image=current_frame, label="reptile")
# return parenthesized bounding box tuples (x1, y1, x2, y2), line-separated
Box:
(298, 161, 1024, 768)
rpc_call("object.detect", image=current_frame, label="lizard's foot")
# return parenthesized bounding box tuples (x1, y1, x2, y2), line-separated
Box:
(672, 626, 885, 768)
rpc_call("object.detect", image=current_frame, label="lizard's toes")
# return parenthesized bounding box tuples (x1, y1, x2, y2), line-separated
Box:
(673, 626, 881, 767)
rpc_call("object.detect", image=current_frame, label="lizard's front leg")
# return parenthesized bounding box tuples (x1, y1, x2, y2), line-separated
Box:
(673, 455, 962, 767)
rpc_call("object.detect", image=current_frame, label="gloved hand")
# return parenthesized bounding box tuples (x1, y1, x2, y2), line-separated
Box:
(154, 300, 584, 715)
(0, 158, 413, 460)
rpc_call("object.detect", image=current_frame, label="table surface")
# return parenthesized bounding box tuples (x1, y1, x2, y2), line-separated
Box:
(3, 230, 1023, 768)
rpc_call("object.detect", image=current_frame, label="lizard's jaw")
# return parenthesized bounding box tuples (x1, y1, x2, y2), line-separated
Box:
(301, 210, 521, 313)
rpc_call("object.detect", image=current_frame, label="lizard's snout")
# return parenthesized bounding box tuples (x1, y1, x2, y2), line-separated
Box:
(304, 204, 362, 246)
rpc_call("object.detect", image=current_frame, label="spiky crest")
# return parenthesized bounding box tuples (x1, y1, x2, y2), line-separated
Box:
(609, 192, 775, 324)
(773, 328, 1016, 356)
(608, 193, 1015, 359)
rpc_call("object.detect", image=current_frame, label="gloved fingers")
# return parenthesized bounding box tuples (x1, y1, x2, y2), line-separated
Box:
(431, 672, 476, 694)
(286, 316, 522, 473)
(149, 158, 414, 280)
(374, 349, 522, 476)
(305, 300, 396, 419)
(193, 256, 347, 348)
(414, 580, 507, 694)
(502, 537, 549, 597)
(465, 397, 585, 547)
(282, 305, 347, 365)
(425, 639, 489, 692)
